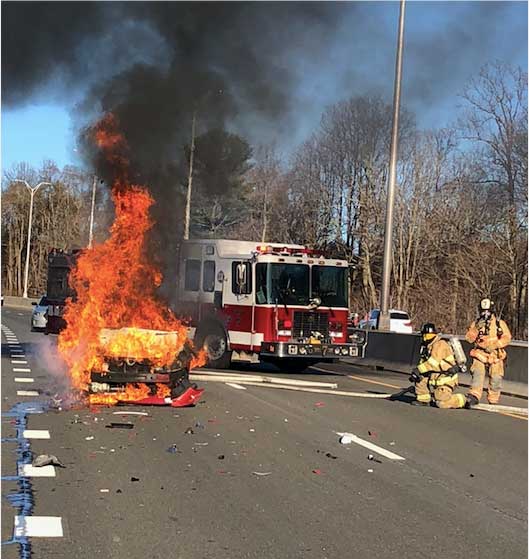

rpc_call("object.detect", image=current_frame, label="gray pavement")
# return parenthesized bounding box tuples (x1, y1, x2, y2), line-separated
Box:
(2, 306, 527, 559)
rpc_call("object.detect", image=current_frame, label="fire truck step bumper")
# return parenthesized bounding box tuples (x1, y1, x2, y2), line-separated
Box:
(259, 341, 364, 359)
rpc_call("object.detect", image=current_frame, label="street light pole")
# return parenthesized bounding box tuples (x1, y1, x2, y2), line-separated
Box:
(184, 110, 197, 241)
(88, 174, 98, 248)
(379, 0, 406, 331)
(14, 180, 52, 298)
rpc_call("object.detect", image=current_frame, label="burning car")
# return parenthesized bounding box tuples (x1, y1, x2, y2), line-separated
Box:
(87, 327, 203, 407)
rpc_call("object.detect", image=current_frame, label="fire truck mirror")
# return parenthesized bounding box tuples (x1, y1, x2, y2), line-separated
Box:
(214, 291, 223, 309)
(232, 261, 252, 295)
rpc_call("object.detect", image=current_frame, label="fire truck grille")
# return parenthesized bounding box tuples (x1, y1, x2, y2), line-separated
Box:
(292, 311, 329, 340)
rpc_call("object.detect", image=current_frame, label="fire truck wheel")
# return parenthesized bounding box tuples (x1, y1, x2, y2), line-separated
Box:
(202, 328, 232, 369)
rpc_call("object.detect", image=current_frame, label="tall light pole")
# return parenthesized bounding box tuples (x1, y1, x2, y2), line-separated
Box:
(379, 0, 406, 331)
(14, 180, 52, 298)
(88, 174, 98, 248)
(183, 110, 197, 241)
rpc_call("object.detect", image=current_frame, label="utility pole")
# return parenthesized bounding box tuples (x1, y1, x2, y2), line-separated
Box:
(184, 110, 197, 241)
(14, 180, 52, 298)
(88, 174, 98, 248)
(379, 0, 406, 331)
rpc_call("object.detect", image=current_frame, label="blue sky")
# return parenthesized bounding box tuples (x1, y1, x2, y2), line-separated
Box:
(2, 1, 527, 172)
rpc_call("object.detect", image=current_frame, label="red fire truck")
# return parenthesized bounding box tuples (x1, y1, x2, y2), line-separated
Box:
(176, 239, 367, 371)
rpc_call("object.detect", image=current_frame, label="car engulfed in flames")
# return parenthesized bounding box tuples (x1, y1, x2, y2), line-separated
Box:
(87, 328, 205, 407)
(56, 113, 206, 407)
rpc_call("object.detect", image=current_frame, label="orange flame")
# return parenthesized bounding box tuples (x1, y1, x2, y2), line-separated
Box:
(58, 114, 203, 402)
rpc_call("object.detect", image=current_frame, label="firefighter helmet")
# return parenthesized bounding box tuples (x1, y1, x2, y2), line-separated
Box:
(421, 323, 438, 344)
(479, 298, 494, 312)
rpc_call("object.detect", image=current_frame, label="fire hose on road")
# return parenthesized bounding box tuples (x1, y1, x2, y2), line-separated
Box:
(191, 371, 528, 415)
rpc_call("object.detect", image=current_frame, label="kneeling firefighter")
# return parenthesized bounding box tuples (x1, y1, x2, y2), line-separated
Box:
(410, 323, 467, 408)
(465, 298, 511, 406)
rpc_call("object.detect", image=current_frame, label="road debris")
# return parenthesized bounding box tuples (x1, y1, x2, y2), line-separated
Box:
(312, 469, 323, 475)
(112, 411, 149, 417)
(195, 421, 204, 429)
(100, 489, 110, 493)
(184, 427, 194, 435)
(368, 430, 377, 438)
(130, 476, 140, 482)
(339, 434, 353, 445)
(367, 454, 382, 464)
(195, 442, 209, 446)
(33, 454, 65, 468)
(389, 441, 396, 446)
(85, 436, 95, 441)
(252, 471, 272, 476)
(218, 454, 225, 460)
(166, 445, 179, 454)
(367, 469, 374, 473)
(314, 402, 325, 407)
(106, 422, 134, 429)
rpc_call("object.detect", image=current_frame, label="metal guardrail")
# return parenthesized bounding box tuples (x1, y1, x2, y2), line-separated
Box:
(349, 329, 528, 384)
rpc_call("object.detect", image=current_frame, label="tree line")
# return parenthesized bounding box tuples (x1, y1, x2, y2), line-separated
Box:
(2, 62, 527, 338)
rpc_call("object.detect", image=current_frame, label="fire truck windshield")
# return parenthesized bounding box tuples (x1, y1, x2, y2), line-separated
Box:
(311, 266, 348, 308)
(256, 263, 310, 306)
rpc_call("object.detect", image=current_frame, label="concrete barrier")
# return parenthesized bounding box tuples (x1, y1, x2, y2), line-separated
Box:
(2, 295, 38, 309)
(349, 329, 528, 384)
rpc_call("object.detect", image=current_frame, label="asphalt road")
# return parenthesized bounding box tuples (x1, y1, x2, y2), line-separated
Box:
(2, 306, 527, 559)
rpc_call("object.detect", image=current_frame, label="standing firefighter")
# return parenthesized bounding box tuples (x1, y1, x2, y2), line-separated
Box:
(465, 299, 511, 406)
(410, 323, 466, 408)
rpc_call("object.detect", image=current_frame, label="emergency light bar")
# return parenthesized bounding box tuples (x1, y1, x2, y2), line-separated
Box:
(255, 245, 322, 257)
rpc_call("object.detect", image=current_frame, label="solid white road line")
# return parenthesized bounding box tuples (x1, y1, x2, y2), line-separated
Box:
(22, 430, 50, 439)
(15, 378, 34, 383)
(17, 390, 40, 396)
(14, 516, 63, 537)
(13, 368, 31, 372)
(335, 431, 406, 461)
(225, 383, 247, 390)
(19, 464, 56, 477)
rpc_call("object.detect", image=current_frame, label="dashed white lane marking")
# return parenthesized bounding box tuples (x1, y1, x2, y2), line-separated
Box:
(15, 378, 34, 383)
(335, 431, 406, 461)
(14, 516, 63, 537)
(13, 368, 31, 372)
(11, 360, 28, 364)
(22, 430, 50, 439)
(225, 383, 247, 390)
(19, 464, 56, 477)
(17, 390, 40, 396)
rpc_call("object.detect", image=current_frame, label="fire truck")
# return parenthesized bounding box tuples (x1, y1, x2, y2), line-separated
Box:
(45, 248, 81, 334)
(176, 239, 367, 371)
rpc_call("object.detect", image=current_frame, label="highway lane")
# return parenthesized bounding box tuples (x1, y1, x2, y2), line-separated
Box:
(1, 307, 527, 559)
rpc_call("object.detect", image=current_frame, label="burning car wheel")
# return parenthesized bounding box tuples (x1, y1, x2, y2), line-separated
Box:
(203, 329, 231, 369)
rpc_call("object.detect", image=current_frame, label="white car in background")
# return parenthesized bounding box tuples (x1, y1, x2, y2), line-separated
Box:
(31, 295, 49, 331)
(358, 309, 413, 334)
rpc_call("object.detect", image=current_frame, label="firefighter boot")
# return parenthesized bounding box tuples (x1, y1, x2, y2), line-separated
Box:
(465, 394, 479, 409)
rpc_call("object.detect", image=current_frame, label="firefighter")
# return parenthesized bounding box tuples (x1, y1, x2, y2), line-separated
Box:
(410, 323, 466, 408)
(465, 299, 511, 406)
